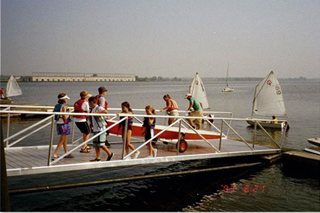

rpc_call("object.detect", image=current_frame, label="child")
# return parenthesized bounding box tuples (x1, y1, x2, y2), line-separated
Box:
(52, 93, 74, 160)
(117, 101, 140, 159)
(73, 91, 91, 153)
(142, 105, 157, 158)
(96, 86, 111, 147)
(88, 97, 114, 161)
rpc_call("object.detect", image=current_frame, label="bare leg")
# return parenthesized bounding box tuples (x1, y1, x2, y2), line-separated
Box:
(53, 135, 66, 158)
(101, 145, 111, 156)
(126, 130, 135, 152)
(95, 146, 100, 159)
(147, 141, 154, 156)
(81, 133, 90, 150)
(62, 135, 68, 153)
(188, 118, 194, 128)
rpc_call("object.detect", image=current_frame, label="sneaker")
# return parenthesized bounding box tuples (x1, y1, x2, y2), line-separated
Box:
(153, 149, 157, 157)
(124, 156, 131, 160)
(133, 151, 140, 159)
(107, 153, 114, 161)
(145, 155, 153, 158)
(90, 158, 101, 162)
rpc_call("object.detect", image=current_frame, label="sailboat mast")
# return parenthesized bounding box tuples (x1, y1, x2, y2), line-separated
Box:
(226, 62, 229, 86)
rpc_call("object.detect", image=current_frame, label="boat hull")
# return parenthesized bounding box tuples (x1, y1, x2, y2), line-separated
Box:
(308, 138, 320, 147)
(246, 119, 283, 129)
(107, 120, 221, 140)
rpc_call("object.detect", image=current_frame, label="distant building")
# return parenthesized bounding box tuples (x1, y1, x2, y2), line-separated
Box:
(32, 72, 136, 82)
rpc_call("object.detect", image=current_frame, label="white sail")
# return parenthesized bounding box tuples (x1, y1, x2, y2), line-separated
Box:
(189, 72, 209, 109)
(6, 75, 22, 97)
(222, 62, 234, 92)
(252, 71, 286, 117)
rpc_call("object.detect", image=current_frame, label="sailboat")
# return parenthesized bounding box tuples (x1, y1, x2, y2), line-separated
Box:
(246, 71, 287, 129)
(222, 62, 234, 92)
(189, 72, 209, 109)
(0, 75, 22, 104)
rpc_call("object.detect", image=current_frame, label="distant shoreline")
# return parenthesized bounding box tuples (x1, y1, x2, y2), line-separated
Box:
(0, 75, 318, 82)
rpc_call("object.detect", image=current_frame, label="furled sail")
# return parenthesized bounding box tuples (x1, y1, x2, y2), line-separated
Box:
(189, 72, 209, 109)
(6, 75, 22, 97)
(252, 71, 286, 117)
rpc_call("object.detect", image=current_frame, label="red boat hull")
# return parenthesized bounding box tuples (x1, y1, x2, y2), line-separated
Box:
(107, 120, 221, 140)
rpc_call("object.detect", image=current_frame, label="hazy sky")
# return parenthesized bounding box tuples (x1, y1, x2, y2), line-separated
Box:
(1, 0, 320, 78)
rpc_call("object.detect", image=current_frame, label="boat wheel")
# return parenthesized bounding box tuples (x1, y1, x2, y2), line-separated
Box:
(176, 139, 188, 153)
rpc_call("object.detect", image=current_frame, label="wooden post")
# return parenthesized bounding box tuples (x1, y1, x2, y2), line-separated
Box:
(1, 122, 11, 211)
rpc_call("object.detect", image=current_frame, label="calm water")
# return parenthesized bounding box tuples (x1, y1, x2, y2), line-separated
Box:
(2, 79, 320, 211)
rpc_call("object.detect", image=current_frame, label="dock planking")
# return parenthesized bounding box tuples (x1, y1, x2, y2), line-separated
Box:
(5, 138, 278, 173)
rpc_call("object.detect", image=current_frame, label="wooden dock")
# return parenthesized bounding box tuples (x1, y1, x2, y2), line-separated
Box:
(5, 138, 280, 177)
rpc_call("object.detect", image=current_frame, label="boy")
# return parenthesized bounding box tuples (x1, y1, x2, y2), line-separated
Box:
(88, 97, 114, 161)
(73, 91, 91, 153)
(96, 86, 111, 147)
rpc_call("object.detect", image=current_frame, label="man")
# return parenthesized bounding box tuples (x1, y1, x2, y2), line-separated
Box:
(185, 94, 203, 130)
(96, 86, 111, 147)
(73, 91, 92, 153)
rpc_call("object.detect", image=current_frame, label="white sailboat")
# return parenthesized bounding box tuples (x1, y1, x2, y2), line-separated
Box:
(189, 72, 209, 109)
(222, 62, 234, 92)
(0, 75, 22, 104)
(247, 71, 287, 129)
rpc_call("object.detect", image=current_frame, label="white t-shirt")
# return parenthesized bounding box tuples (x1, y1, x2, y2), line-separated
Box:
(99, 96, 106, 108)
(74, 101, 90, 122)
(91, 106, 106, 132)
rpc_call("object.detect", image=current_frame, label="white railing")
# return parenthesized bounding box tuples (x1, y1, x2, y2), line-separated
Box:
(0, 105, 287, 166)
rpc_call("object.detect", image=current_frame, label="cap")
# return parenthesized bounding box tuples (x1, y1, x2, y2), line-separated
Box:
(59, 95, 70, 100)
(98, 86, 107, 93)
(80, 91, 92, 98)
(185, 93, 192, 99)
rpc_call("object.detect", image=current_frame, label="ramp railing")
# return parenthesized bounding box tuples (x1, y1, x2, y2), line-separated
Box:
(1, 105, 287, 167)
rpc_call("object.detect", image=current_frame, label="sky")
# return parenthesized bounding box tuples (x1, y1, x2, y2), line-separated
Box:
(1, 0, 320, 78)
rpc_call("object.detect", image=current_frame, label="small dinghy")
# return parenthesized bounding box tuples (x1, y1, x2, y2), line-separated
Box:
(247, 71, 288, 130)
(0, 75, 22, 104)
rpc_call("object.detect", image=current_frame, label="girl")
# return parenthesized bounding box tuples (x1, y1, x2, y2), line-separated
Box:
(117, 101, 140, 159)
(142, 105, 157, 158)
(52, 93, 74, 160)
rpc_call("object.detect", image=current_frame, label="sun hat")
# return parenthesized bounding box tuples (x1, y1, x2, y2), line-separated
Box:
(184, 93, 192, 99)
(58, 95, 70, 100)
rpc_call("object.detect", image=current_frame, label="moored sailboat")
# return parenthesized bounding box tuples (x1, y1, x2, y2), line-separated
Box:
(0, 75, 23, 104)
(247, 71, 288, 129)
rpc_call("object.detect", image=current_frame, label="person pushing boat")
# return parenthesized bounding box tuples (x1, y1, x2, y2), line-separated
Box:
(159, 94, 179, 125)
(185, 93, 203, 130)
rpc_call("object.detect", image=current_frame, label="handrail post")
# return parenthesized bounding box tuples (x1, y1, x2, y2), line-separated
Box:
(70, 120, 75, 144)
(176, 119, 182, 155)
(47, 116, 55, 166)
(219, 120, 224, 151)
(122, 117, 128, 160)
(6, 107, 10, 148)
(253, 121, 257, 149)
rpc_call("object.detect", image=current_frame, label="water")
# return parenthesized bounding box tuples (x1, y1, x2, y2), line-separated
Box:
(2, 79, 320, 211)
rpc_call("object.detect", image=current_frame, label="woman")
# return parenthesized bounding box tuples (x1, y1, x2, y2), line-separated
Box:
(159, 94, 179, 125)
(52, 93, 74, 160)
(117, 101, 140, 159)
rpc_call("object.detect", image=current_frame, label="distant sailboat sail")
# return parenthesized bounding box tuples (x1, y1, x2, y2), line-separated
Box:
(222, 62, 234, 92)
(6, 75, 22, 97)
(252, 71, 286, 117)
(189, 72, 209, 109)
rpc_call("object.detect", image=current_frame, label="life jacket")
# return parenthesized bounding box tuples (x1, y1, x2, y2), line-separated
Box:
(54, 103, 63, 121)
(96, 95, 108, 110)
(73, 99, 86, 119)
(168, 99, 179, 112)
